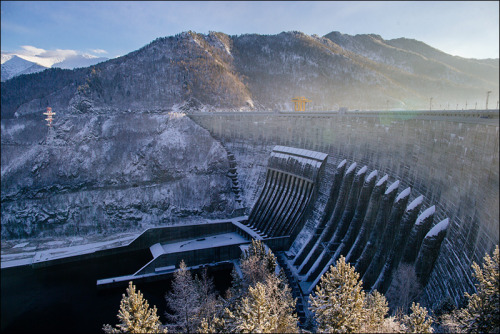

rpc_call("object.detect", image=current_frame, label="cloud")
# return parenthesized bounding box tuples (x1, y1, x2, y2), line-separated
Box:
(19, 45, 46, 56)
(37, 49, 78, 59)
(91, 49, 108, 54)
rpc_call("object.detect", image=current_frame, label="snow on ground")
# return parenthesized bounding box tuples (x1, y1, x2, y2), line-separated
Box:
(1, 217, 250, 268)
(44, 241, 66, 246)
(0, 257, 34, 269)
(12, 242, 29, 248)
(160, 232, 248, 254)
(1, 231, 139, 268)
(32, 235, 139, 263)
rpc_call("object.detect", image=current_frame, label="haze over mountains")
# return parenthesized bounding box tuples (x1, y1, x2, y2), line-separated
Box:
(1, 30, 498, 114)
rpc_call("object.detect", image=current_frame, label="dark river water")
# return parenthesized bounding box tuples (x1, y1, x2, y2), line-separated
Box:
(1, 250, 232, 333)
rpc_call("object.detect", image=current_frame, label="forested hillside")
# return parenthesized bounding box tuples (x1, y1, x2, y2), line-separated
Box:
(2, 30, 498, 117)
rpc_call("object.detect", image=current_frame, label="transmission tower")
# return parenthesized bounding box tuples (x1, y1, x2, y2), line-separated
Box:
(43, 107, 56, 127)
(486, 91, 491, 109)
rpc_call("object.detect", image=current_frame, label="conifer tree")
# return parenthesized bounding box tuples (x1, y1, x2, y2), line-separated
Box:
(199, 312, 234, 333)
(230, 274, 298, 333)
(309, 255, 365, 333)
(165, 260, 200, 333)
(103, 281, 167, 333)
(194, 267, 219, 330)
(229, 239, 278, 301)
(402, 302, 433, 333)
(241, 239, 277, 273)
(459, 245, 499, 333)
(198, 239, 298, 333)
(240, 239, 277, 288)
(362, 289, 389, 332)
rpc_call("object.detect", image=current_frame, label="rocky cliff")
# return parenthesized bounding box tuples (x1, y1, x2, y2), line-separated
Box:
(1, 111, 236, 239)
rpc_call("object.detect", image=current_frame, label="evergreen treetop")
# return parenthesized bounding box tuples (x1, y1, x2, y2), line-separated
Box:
(460, 245, 499, 333)
(402, 302, 434, 333)
(309, 255, 365, 333)
(103, 281, 167, 334)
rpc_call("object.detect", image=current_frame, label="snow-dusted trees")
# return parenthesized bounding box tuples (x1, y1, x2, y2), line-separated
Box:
(165, 260, 199, 332)
(240, 239, 277, 287)
(435, 245, 499, 333)
(165, 260, 219, 333)
(103, 281, 167, 334)
(199, 239, 298, 333)
(309, 255, 365, 333)
(385, 263, 422, 313)
(195, 268, 220, 330)
(228, 274, 298, 333)
(227, 239, 278, 303)
(402, 302, 434, 333)
(308, 255, 437, 333)
(362, 290, 389, 332)
(459, 245, 499, 333)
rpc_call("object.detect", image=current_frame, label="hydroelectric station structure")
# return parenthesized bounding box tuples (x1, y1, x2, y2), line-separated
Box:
(29, 109, 499, 324)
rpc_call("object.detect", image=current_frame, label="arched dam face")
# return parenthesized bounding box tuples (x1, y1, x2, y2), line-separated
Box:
(189, 110, 499, 308)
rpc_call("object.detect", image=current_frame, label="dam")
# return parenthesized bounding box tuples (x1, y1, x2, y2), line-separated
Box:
(3, 109, 497, 329)
(188, 109, 499, 308)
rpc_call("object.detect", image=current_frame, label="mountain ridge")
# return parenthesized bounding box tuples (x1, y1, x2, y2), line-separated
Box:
(1, 55, 49, 82)
(1, 30, 498, 116)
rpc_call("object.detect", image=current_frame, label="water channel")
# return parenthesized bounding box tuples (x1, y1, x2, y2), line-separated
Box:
(1, 249, 232, 333)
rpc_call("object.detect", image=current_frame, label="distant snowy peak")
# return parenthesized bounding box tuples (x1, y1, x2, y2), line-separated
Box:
(52, 54, 109, 70)
(1, 55, 48, 81)
(1, 54, 15, 64)
(1, 51, 109, 81)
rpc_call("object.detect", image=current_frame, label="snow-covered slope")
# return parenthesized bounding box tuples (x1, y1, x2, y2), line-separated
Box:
(1, 112, 236, 239)
(52, 54, 108, 69)
(1, 55, 48, 81)
(1, 53, 108, 81)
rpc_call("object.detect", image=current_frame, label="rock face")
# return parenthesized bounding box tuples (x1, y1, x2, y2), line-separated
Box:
(1, 111, 236, 239)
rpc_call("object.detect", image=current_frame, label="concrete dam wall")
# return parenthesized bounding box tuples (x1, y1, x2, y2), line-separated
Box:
(189, 110, 499, 307)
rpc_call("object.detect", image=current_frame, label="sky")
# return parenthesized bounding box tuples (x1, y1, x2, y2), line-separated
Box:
(1, 1, 499, 63)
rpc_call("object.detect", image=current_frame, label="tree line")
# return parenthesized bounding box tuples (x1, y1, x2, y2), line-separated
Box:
(103, 241, 499, 333)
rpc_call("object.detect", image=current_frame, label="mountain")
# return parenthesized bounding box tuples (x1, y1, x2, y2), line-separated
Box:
(1, 31, 497, 115)
(1, 53, 108, 82)
(324, 31, 498, 93)
(1, 55, 48, 81)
